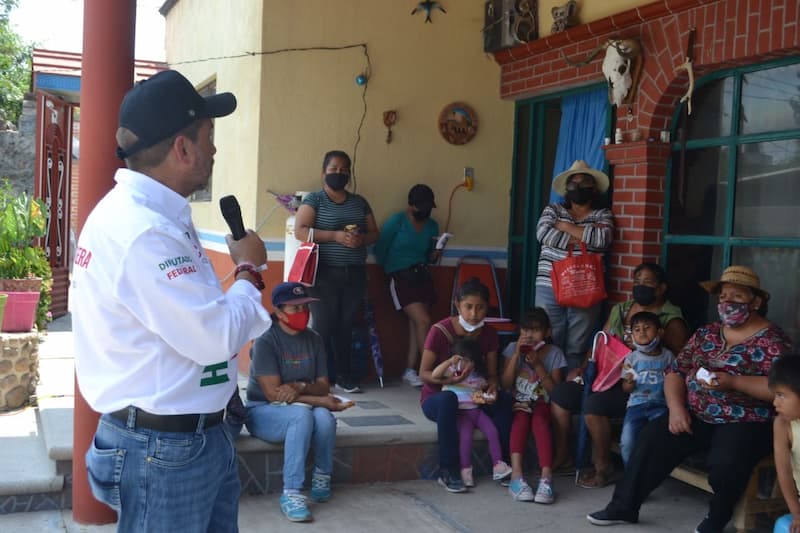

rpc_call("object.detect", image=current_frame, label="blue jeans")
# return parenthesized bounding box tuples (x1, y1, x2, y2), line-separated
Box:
(535, 284, 603, 370)
(245, 402, 336, 491)
(86, 413, 240, 533)
(620, 402, 668, 465)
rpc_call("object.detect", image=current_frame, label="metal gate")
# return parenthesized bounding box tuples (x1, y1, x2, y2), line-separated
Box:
(33, 91, 73, 318)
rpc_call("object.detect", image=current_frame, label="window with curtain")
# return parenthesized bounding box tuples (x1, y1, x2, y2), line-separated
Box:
(664, 59, 800, 345)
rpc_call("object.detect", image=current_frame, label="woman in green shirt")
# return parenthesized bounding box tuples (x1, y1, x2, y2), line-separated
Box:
(374, 184, 441, 387)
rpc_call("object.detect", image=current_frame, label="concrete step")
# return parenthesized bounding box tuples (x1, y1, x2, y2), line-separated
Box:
(0, 406, 66, 513)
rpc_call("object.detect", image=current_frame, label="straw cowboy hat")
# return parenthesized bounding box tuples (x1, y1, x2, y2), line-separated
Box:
(699, 265, 770, 302)
(552, 160, 610, 196)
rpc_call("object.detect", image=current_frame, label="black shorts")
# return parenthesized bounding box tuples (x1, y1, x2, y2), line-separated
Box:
(549, 380, 628, 418)
(388, 271, 436, 310)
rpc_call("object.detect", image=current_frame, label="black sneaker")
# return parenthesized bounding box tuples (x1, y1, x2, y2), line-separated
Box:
(694, 517, 721, 533)
(437, 470, 467, 493)
(335, 382, 362, 394)
(587, 508, 638, 526)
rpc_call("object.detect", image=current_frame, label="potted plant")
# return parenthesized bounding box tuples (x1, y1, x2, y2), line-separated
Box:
(0, 179, 53, 331)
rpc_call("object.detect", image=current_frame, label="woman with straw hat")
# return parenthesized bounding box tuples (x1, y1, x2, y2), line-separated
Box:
(535, 160, 614, 372)
(588, 265, 792, 533)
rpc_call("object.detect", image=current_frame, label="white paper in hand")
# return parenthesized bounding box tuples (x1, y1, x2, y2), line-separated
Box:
(435, 232, 454, 250)
(696, 367, 717, 384)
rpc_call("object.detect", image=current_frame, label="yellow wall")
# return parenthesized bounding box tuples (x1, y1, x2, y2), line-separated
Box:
(538, 0, 652, 37)
(166, 0, 515, 249)
(163, 0, 264, 231)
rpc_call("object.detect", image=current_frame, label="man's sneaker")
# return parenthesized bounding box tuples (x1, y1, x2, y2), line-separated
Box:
(437, 470, 467, 493)
(460, 466, 475, 488)
(492, 460, 513, 481)
(587, 508, 638, 526)
(694, 516, 721, 533)
(508, 477, 534, 501)
(402, 368, 423, 387)
(279, 493, 312, 522)
(310, 472, 331, 502)
(534, 477, 554, 504)
(335, 382, 362, 394)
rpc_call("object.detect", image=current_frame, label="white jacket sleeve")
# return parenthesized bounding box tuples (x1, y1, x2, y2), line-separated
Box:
(113, 223, 271, 366)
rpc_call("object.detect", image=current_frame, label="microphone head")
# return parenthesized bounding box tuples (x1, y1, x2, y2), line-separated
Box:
(219, 195, 246, 240)
(219, 195, 241, 216)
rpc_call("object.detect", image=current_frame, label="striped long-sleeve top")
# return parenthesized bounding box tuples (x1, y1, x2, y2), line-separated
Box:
(535, 203, 614, 287)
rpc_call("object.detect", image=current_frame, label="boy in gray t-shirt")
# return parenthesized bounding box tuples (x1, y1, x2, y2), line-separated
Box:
(619, 311, 675, 465)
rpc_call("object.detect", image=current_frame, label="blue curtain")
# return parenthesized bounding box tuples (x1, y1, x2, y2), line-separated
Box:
(550, 87, 608, 203)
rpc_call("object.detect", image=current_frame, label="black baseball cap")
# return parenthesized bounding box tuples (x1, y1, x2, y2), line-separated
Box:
(408, 184, 437, 209)
(116, 70, 237, 160)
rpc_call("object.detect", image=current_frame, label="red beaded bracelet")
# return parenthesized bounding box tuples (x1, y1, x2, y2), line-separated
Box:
(234, 263, 265, 291)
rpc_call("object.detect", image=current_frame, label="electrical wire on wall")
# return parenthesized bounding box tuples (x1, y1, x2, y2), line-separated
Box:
(170, 43, 372, 193)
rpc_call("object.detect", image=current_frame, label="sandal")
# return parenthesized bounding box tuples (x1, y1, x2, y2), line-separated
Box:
(577, 468, 619, 489)
(552, 461, 577, 476)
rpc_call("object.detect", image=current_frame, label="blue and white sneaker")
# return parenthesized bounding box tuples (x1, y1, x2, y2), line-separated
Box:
(534, 477, 554, 504)
(279, 493, 312, 522)
(508, 477, 535, 501)
(310, 472, 331, 502)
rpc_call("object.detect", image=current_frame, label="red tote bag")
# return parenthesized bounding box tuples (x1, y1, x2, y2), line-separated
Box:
(550, 242, 607, 308)
(288, 229, 318, 287)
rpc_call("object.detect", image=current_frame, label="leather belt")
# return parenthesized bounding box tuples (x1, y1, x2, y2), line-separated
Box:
(109, 406, 224, 433)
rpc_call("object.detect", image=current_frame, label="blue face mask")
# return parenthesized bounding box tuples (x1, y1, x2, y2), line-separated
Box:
(633, 336, 660, 353)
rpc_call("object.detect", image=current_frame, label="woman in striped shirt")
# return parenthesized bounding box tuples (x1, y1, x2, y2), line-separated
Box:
(535, 160, 614, 371)
(294, 150, 379, 393)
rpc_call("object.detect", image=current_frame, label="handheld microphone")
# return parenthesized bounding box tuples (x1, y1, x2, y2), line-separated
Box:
(219, 195, 247, 240)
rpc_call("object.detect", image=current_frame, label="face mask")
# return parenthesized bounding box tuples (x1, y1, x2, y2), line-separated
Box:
(324, 172, 349, 191)
(717, 301, 751, 328)
(280, 308, 310, 331)
(632, 285, 657, 306)
(412, 208, 431, 221)
(458, 314, 485, 333)
(565, 187, 594, 205)
(633, 336, 660, 353)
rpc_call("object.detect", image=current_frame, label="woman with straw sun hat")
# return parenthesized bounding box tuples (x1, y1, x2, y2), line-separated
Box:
(588, 265, 792, 533)
(535, 159, 614, 372)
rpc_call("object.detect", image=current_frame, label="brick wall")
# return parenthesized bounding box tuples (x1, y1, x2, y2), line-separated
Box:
(494, 0, 799, 301)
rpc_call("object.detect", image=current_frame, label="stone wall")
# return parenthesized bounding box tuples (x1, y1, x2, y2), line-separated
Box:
(0, 332, 39, 411)
(0, 97, 36, 194)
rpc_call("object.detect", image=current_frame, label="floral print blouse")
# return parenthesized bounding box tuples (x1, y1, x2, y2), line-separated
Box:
(666, 321, 792, 424)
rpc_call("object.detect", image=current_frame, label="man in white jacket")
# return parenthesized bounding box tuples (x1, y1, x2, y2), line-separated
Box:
(71, 70, 272, 532)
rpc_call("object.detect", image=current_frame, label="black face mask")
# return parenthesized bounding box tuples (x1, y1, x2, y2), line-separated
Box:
(632, 284, 657, 306)
(324, 173, 349, 191)
(565, 187, 594, 206)
(412, 208, 431, 221)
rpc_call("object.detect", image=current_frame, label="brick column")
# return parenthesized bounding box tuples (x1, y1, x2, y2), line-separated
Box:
(604, 140, 671, 300)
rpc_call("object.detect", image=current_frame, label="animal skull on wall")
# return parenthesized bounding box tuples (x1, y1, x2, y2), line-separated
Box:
(563, 38, 643, 107)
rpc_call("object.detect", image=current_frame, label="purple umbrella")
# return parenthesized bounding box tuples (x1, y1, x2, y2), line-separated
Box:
(363, 296, 384, 388)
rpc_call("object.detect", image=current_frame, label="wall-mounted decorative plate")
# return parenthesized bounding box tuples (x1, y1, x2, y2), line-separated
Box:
(438, 102, 478, 145)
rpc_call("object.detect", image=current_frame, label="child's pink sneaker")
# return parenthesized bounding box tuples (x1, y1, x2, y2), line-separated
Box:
(460, 467, 475, 488)
(492, 460, 512, 481)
